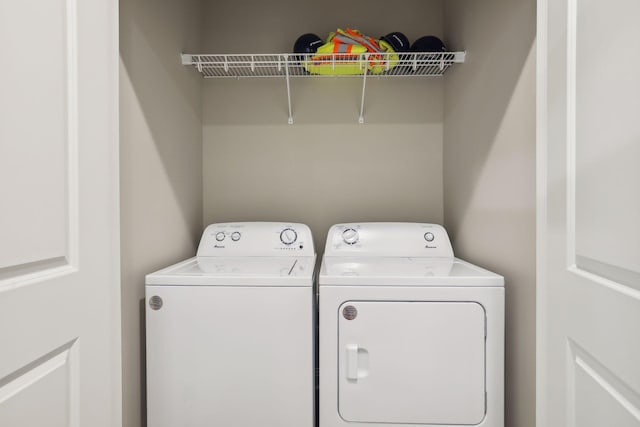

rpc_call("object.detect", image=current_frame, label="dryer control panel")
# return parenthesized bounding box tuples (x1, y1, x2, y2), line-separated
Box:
(197, 222, 315, 257)
(324, 223, 453, 257)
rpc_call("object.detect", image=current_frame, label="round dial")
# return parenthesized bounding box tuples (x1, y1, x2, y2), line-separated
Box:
(424, 232, 435, 242)
(280, 228, 298, 245)
(231, 231, 241, 242)
(215, 232, 226, 242)
(342, 228, 359, 245)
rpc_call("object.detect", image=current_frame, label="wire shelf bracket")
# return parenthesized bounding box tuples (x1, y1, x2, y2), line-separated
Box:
(283, 54, 293, 125)
(181, 51, 466, 124)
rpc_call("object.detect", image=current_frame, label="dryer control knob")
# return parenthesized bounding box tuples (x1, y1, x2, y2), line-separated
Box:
(280, 228, 298, 245)
(231, 231, 241, 242)
(424, 232, 435, 242)
(342, 228, 359, 245)
(215, 232, 226, 242)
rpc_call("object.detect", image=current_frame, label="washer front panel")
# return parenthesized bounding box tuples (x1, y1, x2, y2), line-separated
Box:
(146, 285, 314, 427)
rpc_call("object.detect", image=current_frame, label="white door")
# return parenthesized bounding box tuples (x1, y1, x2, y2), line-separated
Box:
(338, 301, 485, 425)
(0, 1, 121, 426)
(537, 0, 640, 426)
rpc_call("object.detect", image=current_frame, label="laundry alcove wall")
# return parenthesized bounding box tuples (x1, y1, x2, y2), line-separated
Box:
(201, 0, 447, 243)
(119, 0, 536, 426)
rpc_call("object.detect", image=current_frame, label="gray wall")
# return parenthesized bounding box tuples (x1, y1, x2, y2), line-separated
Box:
(119, 1, 204, 426)
(443, 1, 537, 427)
(201, 0, 445, 247)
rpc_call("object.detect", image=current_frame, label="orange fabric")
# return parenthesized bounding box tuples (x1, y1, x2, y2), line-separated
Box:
(340, 28, 385, 67)
(345, 28, 382, 52)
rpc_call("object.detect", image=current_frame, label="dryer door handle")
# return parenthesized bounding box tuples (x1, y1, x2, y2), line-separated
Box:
(346, 344, 359, 380)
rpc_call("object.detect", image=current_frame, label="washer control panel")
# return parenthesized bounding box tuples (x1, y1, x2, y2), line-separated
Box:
(197, 222, 314, 256)
(325, 223, 454, 257)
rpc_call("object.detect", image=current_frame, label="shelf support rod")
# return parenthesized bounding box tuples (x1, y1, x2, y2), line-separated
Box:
(359, 54, 369, 124)
(284, 54, 294, 125)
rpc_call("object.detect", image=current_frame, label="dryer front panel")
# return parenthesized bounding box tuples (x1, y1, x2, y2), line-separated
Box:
(338, 301, 486, 425)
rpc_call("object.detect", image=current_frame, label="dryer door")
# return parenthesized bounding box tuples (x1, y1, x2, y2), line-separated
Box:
(338, 301, 486, 425)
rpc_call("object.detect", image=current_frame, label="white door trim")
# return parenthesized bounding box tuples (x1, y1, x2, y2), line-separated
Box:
(536, 0, 549, 422)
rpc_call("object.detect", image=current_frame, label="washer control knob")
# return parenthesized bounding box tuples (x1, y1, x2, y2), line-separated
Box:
(231, 231, 241, 242)
(215, 232, 226, 242)
(280, 228, 298, 245)
(342, 228, 359, 245)
(424, 232, 435, 242)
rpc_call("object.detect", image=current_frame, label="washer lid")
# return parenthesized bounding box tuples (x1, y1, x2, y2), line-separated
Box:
(320, 257, 503, 287)
(146, 256, 316, 286)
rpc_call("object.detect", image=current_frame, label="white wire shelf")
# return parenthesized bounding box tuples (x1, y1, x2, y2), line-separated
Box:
(181, 52, 465, 78)
(181, 51, 466, 124)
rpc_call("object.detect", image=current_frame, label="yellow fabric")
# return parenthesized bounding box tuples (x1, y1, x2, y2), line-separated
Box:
(376, 40, 400, 72)
(306, 42, 368, 75)
(303, 29, 399, 76)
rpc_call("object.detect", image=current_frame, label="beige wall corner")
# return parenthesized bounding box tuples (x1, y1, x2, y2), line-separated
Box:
(443, 1, 537, 427)
(119, 1, 204, 426)
(201, 0, 446, 249)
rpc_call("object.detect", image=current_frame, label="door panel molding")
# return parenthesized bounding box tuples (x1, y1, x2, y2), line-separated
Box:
(0, 339, 79, 426)
(563, 0, 640, 299)
(64, 0, 80, 273)
(0, 257, 72, 291)
(0, 0, 79, 290)
(568, 340, 640, 425)
(568, 265, 640, 302)
(571, 0, 640, 275)
(565, 0, 578, 267)
(574, 256, 640, 296)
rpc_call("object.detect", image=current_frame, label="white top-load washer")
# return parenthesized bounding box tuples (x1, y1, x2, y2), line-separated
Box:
(146, 222, 315, 427)
(319, 223, 504, 427)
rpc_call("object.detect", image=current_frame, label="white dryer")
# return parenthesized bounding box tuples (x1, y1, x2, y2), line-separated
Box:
(146, 222, 315, 427)
(319, 223, 504, 427)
